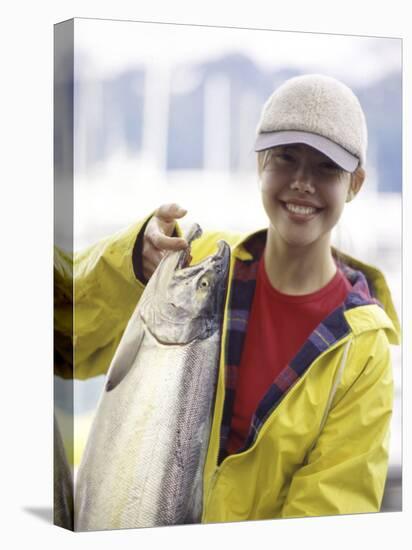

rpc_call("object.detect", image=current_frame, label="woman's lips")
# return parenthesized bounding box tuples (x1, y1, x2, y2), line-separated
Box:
(279, 200, 323, 221)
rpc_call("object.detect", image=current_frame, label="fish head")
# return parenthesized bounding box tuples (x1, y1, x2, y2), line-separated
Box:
(140, 224, 231, 344)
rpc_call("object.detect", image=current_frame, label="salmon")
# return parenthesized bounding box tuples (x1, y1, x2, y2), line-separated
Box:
(74, 224, 230, 531)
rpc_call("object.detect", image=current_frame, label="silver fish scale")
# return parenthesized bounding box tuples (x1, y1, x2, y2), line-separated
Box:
(75, 326, 221, 531)
(54, 414, 74, 529)
(155, 339, 219, 525)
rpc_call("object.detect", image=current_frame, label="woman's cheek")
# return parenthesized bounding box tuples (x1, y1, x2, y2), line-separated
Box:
(325, 177, 351, 210)
(260, 171, 281, 194)
(260, 186, 279, 224)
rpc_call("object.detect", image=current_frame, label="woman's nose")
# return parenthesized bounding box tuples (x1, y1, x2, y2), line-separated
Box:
(290, 167, 316, 194)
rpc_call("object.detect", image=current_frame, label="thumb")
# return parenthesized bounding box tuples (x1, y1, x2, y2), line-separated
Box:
(155, 203, 187, 223)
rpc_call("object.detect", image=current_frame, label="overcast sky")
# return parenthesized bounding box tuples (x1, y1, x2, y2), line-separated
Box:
(75, 17, 401, 85)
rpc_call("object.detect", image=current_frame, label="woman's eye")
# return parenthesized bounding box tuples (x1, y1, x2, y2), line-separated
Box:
(279, 153, 294, 162)
(320, 162, 341, 172)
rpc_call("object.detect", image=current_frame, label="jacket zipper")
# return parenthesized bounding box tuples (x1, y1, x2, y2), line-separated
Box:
(201, 251, 235, 520)
(302, 337, 352, 465)
(203, 332, 353, 516)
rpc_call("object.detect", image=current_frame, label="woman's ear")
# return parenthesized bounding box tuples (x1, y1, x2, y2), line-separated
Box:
(347, 167, 365, 202)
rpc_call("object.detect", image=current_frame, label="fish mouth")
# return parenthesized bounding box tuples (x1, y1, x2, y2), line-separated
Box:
(175, 224, 230, 272)
(211, 240, 231, 271)
(176, 223, 202, 270)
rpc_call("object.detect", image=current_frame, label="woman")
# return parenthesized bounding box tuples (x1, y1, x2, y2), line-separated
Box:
(55, 74, 400, 522)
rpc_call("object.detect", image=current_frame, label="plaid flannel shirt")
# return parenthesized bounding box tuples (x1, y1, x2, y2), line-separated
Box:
(218, 232, 381, 464)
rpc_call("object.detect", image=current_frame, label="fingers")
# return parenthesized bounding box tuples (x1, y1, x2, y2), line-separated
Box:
(148, 203, 189, 250)
(146, 229, 188, 251)
(142, 203, 189, 281)
(142, 241, 165, 280)
(154, 203, 188, 223)
(143, 243, 165, 265)
(142, 257, 161, 281)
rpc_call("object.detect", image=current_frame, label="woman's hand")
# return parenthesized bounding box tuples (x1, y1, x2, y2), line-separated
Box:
(142, 203, 189, 281)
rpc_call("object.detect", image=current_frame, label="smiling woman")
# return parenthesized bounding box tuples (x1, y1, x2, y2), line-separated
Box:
(55, 72, 400, 530)
(252, 75, 368, 296)
(258, 142, 365, 294)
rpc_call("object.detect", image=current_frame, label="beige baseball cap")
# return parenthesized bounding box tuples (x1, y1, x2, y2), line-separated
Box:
(254, 74, 368, 172)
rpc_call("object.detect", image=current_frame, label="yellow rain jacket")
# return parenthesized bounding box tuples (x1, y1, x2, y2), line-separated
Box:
(54, 215, 400, 521)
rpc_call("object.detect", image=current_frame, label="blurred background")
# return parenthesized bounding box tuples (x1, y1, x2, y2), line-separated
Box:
(54, 19, 402, 512)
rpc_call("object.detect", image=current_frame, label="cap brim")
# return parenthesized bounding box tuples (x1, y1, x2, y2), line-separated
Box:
(254, 130, 359, 172)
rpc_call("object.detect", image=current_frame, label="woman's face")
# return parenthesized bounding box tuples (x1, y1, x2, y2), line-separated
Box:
(260, 144, 354, 251)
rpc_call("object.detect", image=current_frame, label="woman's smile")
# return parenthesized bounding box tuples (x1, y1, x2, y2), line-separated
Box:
(279, 199, 325, 223)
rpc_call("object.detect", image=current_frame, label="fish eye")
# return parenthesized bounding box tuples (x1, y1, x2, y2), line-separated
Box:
(199, 277, 210, 289)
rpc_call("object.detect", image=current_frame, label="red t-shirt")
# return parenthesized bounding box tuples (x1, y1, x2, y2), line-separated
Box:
(226, 255, 352, 455)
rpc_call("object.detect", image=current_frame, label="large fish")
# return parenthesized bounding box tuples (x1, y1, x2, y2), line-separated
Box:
(54, 412, 74, 530)
(74, 224, 230, 531)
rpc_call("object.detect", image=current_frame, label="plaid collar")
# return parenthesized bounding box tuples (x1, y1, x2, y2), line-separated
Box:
(218, 231, 380, 463)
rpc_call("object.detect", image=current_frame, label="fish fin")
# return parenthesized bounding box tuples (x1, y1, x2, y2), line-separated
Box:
(105, 311, 145, 392)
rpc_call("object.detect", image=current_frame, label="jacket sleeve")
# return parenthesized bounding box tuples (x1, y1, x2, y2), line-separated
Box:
(54, 213, 154, 381)
(280, 329, 394, 517)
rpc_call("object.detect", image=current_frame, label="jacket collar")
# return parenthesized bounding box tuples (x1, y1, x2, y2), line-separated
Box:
(231, 228, 400, 345)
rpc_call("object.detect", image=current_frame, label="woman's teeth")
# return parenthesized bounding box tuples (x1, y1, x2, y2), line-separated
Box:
(285, 203, 317, 215)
